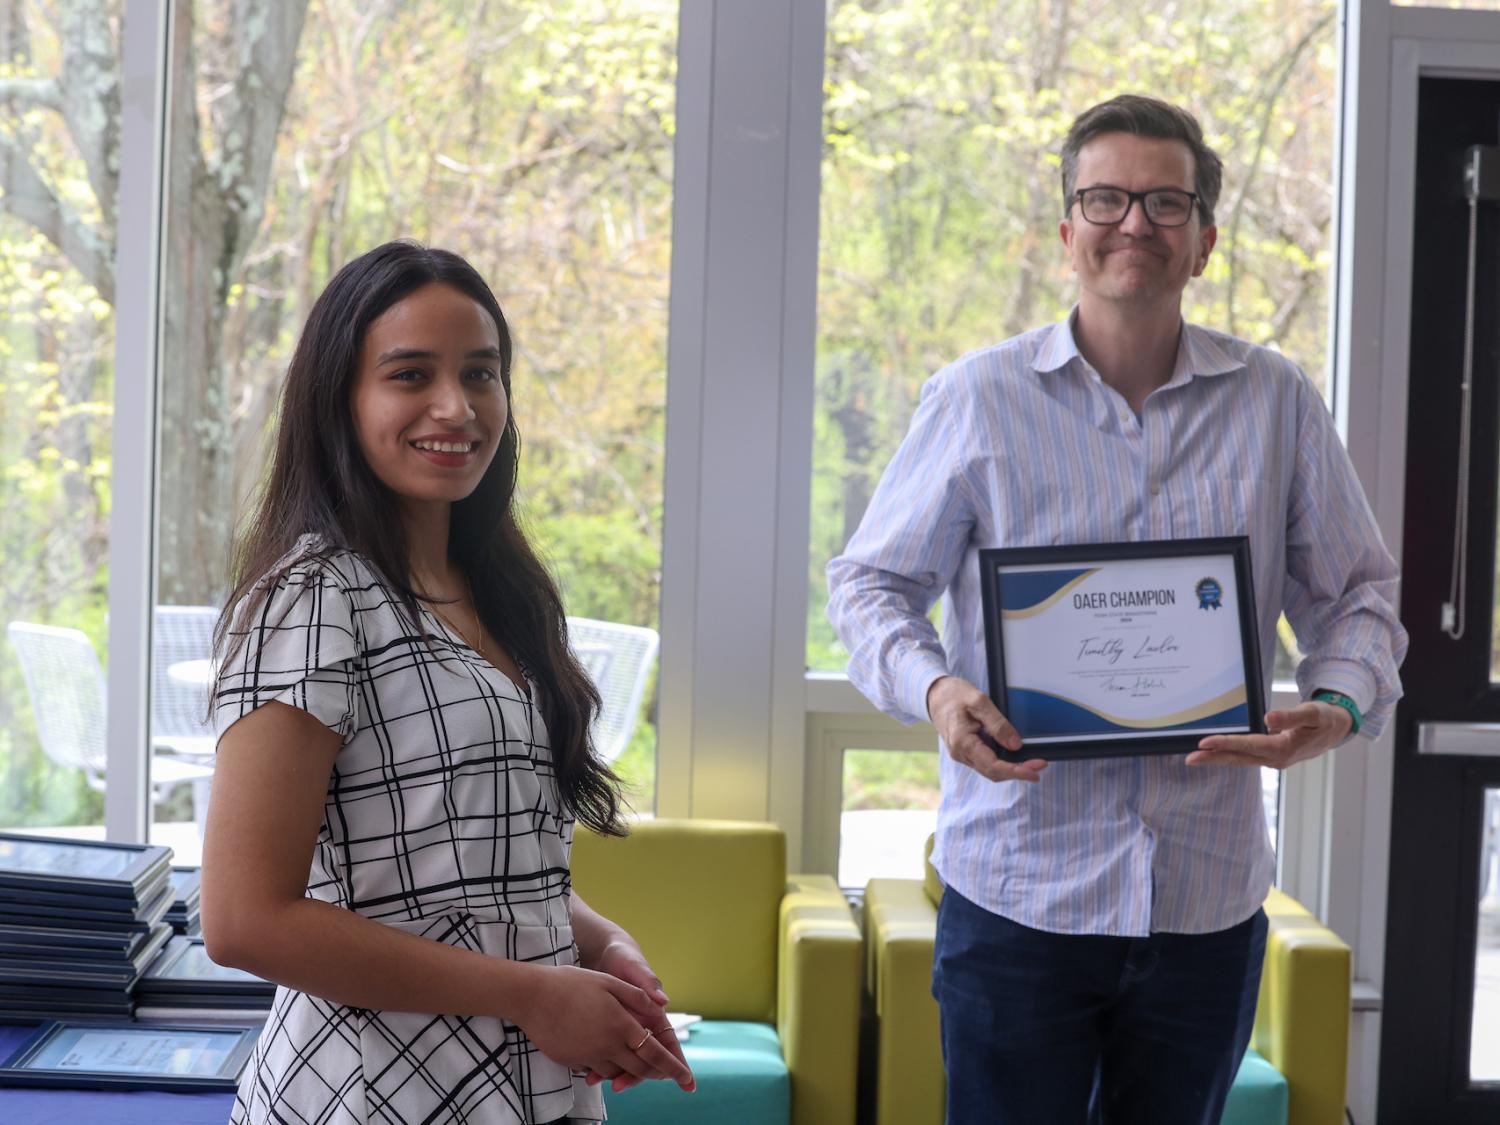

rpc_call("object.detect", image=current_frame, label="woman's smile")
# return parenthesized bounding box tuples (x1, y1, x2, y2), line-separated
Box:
(409, 432, 484, 468)
(350, 282, 508, 509)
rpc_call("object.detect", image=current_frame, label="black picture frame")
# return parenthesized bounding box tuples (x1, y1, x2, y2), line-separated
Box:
(0, 922, 141, 952)
(139, 937, 274, 998)
(0, 879, 174, 934)
(0, 923, 170, 987)
(978, 536, 1266, 761)
(0, 1020, 256, 1092)
(0, 834, 172, 904)
(168, 867, 201, 905)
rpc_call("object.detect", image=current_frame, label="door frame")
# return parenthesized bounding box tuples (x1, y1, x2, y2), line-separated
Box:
(1337, 7, 1500, 1120)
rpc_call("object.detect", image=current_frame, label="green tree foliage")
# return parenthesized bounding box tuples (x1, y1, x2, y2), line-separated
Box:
(0, 0, 118, 825)
(843, 748, 940, 812)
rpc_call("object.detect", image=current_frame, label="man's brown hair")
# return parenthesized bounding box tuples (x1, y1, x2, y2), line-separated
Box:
(1059, 95, 1223, 225)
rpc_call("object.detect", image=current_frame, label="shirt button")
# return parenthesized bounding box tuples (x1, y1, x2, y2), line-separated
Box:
(1149, 483, 1161, 496)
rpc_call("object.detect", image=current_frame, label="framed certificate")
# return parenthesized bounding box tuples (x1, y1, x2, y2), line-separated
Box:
(0, 922, 139, 953)
(0, 923, 170, 986)
(0, 1020, 257, 1091)
(139, 937, 275, 999)
(979, 537, 1265, 760)
(169, 866, 201, 907)
(0, 834, 172, 907)
(0, 879, 173, 933)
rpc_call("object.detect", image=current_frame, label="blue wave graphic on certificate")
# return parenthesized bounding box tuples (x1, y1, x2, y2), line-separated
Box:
(1008, 686, 1249, 737)
(999, 568, 1099, 617)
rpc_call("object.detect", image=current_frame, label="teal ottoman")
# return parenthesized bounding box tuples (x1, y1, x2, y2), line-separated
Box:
(602, 1021, 790, 1125)
(1222, 1049, 1290, 1125)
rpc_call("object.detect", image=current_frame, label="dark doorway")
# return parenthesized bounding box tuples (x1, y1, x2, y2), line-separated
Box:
(1380, 76, 1500, 1124)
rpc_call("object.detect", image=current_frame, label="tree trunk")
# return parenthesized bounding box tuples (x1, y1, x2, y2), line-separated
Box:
(155, 0, 309, 604)
(155, 5, 232, 604)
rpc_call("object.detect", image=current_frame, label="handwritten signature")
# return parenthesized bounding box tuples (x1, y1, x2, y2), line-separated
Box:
(1077, 637, 1126, 664)
(1101, 674, 1169, 693)
(1076, 634, 1180, 665)
(1133, 634, 1180, 659)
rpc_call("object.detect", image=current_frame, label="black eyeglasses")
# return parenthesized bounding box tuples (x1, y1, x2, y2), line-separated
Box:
(1073, 187, 1200, 228)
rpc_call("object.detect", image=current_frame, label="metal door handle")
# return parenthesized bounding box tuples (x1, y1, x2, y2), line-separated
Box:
(1417, 722, 1500, 757)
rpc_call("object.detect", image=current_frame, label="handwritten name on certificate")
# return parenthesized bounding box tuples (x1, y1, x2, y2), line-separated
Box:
(997, 554, 1250, 744)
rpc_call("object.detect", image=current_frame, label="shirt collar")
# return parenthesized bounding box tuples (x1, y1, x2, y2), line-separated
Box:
(1030, 311, 1084, 374)
(1030, 308, 1248, 382)
(1174, 321, 1246, 380)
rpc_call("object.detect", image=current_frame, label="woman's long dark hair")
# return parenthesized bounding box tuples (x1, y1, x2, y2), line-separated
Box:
(216, 240, 623, 835)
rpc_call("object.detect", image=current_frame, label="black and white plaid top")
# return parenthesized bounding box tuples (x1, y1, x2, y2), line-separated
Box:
(213, 539, 603, 1124)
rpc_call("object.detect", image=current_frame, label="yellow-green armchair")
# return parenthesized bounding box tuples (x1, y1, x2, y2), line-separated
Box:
(863, 841, 1350, 1125)
(572, 818, 862, 1125)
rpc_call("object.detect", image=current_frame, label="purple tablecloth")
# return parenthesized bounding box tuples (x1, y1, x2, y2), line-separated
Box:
(0, 1023, 236, 1125)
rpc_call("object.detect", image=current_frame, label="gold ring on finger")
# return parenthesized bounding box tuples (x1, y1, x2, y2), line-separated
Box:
(631, 1029, 651, 1051)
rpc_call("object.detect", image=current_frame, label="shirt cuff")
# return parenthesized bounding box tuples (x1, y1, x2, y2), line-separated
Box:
(1300, 658, 1376, 718)
(899, 651, 953, 724)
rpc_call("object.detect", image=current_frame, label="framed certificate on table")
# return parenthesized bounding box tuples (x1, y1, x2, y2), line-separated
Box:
(139, 936, 276, 999)
(979, 537, 1265, 760)
(0, 835, 171, 892)
(0, 1020, 257, 1091)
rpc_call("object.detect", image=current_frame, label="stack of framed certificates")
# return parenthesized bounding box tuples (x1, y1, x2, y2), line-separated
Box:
(166, 866, 202, 936)
(134, 936, 275, 1022)
(0, 834, 174, 1020)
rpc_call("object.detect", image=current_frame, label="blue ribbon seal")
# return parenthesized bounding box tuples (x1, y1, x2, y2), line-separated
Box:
(1195, 577, 1223, 611)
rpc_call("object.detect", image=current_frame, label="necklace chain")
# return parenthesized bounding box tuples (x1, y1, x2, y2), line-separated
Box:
(427, 579, 483, 653)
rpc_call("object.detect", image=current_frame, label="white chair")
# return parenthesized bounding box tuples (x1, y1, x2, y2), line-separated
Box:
(567, 617, 659, 764)
(151, 605, 219, 759)
(6, 621, 215, 831)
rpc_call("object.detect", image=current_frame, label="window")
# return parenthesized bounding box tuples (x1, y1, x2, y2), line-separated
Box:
(1477, 788, 1500, 1082)
(839, 748, 938, 887)
(0, 1, 122, 835)
(150, 0, 678, 859)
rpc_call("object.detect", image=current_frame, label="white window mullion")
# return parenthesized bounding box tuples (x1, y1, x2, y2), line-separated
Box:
(658, 0, 825, 840)
(104, 0, 169, 843)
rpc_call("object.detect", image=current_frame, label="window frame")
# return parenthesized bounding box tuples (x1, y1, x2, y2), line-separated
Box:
(105, 0, 170, 843)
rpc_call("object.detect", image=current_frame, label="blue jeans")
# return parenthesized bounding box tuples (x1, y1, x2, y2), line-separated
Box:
(932, 887, 1267, 1125)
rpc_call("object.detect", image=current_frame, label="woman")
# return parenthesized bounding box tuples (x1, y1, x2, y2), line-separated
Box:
(201, 241, 693, 1124)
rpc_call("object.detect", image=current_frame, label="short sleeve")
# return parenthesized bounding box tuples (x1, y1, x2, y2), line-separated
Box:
(212, 559, 360, 744)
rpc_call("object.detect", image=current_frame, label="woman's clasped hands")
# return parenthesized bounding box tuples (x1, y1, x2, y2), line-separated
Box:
(516, 954, 696, 1097)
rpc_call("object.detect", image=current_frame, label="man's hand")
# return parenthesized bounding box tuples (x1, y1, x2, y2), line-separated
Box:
(926, 676, 1048, 783)
(1185, 701, 1354, 770)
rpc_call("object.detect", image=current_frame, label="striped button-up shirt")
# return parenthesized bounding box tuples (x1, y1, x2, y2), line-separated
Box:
(826, 312, 1407, 936)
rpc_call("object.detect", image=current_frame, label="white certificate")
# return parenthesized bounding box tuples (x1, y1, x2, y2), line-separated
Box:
(981, 539, 1263, 757)
(49, 1029, 228, 1074)
(0, 1019, 258, 1091)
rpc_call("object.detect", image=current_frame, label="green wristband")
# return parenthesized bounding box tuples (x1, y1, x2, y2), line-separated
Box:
(1312, 690, 1363, 736)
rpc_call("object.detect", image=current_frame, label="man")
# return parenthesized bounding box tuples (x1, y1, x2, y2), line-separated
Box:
(826, 94, 1406, 1124)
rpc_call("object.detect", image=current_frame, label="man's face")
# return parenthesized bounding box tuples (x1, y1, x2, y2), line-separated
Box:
(1059, 132, 1216, 310)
